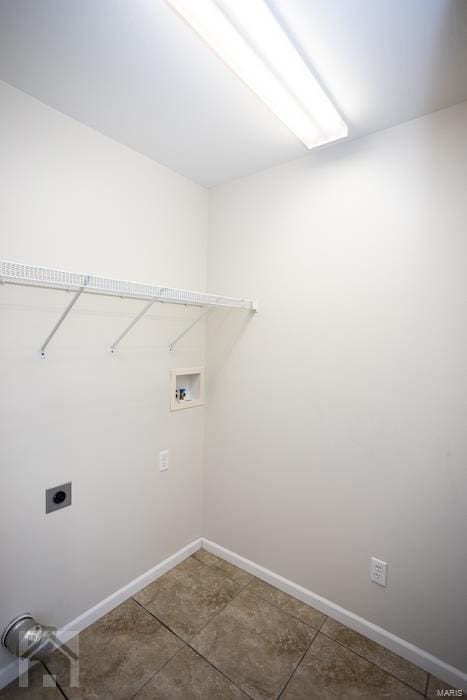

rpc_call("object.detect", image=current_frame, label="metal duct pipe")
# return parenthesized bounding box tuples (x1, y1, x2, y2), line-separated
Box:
(1, 614, 57, 661)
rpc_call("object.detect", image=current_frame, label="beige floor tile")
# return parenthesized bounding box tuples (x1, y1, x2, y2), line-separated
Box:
(134, 645, 248, 699)
(191, 588, 316, 700)
(248, 578, 326, 630)
(46, 599, 182, 699)
(134, 556, 242, 641)
(282, 633, 422, 699)
(192, 549, 254, 587)
(321, 617, 427, 693)
(0, 664, 63, 700)
(426, 674, 460, 698)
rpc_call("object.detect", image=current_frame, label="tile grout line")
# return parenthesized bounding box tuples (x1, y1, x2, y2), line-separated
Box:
(316, 630, 426, 697)
(248, 588, 426, 696)
(246, 586, 327, 633)
(131, 557, 256, 699)
(132, 597, 188, 645)
(166, 554, 257, 643)
(190, 552, 254, 590)
(25, 552, 432, 700)
(41, 661, 69, 700)
(183, 571, 320, 700)
(277, 631, 425, 700)
(277, 627, 319, 699)
(132, 597, 254, 699)
(175, 561, 322, 700)
(100, 598, 185, 700)
(195, 553, 428, 697)
(85, 552, 427, 700)
(190, 552, 253, 594)
(183, 575, 253, 643)
(424, 672, 430, 697)
(135, 588, 425, 700)
(132, 554, 245, 646)
(188, 645, 255, 700)
(123, 599, 190, 700)
(127, 643, 187, 700)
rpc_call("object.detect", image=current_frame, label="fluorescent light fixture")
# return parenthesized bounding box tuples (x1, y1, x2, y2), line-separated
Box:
(165, 0, 347, 149)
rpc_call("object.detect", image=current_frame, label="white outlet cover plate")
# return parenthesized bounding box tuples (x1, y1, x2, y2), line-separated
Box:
(370, 557, 387, 587)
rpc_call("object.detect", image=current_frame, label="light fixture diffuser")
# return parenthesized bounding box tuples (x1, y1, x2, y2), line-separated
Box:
(165, 0, 347, 149)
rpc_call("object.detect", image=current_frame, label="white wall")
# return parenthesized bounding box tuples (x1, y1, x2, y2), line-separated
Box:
(1, 77, 466, 680)
(206, 102, 467, 673)
(0, 81, 208, 674)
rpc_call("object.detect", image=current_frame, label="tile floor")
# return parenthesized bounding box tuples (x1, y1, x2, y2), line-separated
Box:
(0, 548, 458, 699)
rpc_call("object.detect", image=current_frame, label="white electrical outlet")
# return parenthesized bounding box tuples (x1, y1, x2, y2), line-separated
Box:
(370, 557, 387, 587)
(159, 450, 169, 472)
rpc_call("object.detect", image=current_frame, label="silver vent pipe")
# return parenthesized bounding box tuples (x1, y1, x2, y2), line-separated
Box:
(1, 614, 57, 661)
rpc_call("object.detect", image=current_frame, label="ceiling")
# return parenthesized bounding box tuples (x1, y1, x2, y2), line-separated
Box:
(0, 0, 466, 187)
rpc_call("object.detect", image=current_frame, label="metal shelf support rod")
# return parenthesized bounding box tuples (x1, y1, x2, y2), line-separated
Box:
(40, 280, 89, 358)
(169, 305, 213, 352)
(110, 298, 157, 353)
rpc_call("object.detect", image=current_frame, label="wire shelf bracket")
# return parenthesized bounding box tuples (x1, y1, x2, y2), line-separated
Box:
(0, 260, 258, 355)
(40, 278, 90, 358)
(169, 305, 214, 352)
(110, 298, 157, 353)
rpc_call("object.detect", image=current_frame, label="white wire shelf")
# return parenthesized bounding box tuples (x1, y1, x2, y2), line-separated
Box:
(0, 260, 257, 356)
(0, 260, 254, 309)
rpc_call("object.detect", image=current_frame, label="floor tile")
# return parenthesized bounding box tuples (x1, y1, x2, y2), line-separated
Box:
(426, 674, 459, 698)
(248, 578, 326, 630)
(0, 664, 63, 700)
(191, 588, 316, 700)
(321, 617, 427, 693)
(282, 633, 422, 699)
(46, 599, 182, 699)
(134, 556, 242, 641)
(192, 549, 254, 587)
(134, 644, 248, 699)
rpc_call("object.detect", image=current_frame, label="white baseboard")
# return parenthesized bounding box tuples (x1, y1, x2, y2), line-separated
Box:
(0, 658, 36, 692)
(202, 538, 467, 693)
(56, 537, 202, 645)
(0, 537, 202, 690)
(2, 535, 465, 693)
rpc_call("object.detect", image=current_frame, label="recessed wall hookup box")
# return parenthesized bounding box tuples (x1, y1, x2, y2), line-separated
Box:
(170, 367, 205, 411)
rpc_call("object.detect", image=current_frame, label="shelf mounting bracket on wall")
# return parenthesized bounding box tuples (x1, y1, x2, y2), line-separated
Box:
(0, 260, 258, 357)
(169, 305, 215, 352)
(39, 278, 89, 359)
(110, 297, 159, 353)
(40, 277, 90, 358)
